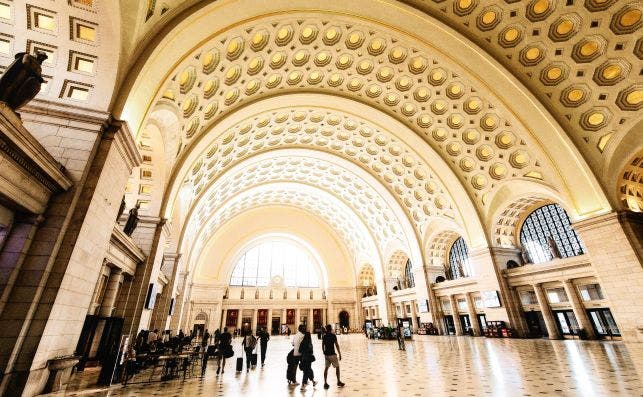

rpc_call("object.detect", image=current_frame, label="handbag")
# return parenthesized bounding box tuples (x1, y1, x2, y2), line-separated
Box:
(224, 344, 234, 358)
(286, 349, 295, 364)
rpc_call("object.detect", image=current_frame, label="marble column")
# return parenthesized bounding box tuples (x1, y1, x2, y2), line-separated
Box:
(99, 268, 124, 317)
(562, 279, 596, 339)
(252, 309, 258, 333)
(221, 309, 227, 330)
(410, 300, 418, 332)
(267, 308, 273, 332)
(465, 293, 481, 336)
(282, 308, 287, 326)
(295, 308, 300, 327)
(236, 309, 242, 331)
(449, 295, 463, 335)
(533, 283, 561, 339)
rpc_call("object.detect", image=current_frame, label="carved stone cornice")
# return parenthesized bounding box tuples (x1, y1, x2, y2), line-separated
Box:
(104, 118, 142, 170)
(0, 102, 72, 194)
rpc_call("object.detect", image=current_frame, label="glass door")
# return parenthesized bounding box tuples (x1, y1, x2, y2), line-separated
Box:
(587, 308, 621, 337)
(477, 314, 487, 334)
(459, 315, 471, 335)
(553, 310, 578, 336)
(443, 315, 455, 335)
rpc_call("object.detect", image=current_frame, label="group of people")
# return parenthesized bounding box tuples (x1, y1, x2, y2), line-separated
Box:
(194, 324, 346, 391)
(198, 327, 271, 375)
(288, 324, 345, 391)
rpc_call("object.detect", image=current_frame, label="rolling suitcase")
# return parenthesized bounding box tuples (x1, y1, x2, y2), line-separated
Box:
(236, 356, 243, 372)
(251, 353, 258, 366)
(287, 362, 297, 383)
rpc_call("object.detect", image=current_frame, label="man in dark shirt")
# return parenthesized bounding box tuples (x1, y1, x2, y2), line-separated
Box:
(321, 324, 345, 389)
(258, 327, 270, 366)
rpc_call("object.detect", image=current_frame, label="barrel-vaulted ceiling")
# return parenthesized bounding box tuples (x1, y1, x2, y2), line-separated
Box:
(5, 0, 636, 275)
(117, 1, 634, 275)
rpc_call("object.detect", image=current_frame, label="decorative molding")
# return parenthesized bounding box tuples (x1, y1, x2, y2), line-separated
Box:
(0, 102, 72, 193)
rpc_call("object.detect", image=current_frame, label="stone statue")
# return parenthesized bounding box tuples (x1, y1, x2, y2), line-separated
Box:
(123, 203, 140, 236)
(547, 236, 562, 259)
(117, 197, 126, 222)
(0, 52, 48, 111)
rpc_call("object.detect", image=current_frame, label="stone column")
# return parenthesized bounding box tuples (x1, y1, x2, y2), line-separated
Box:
(561, 279, 596, 339)
(221, 309, 227, 331)
(465, 293, 481, 336)
(575, 212, 643, 342)
(0, 214, 43, 316)
(252, 309, 258, 333)
(282, 308, 287, 326)
(151, 253, 181, 331)
(295, 308, 300, 327)
(99, 268, 124, 317)
(0, 115, 140, 397)
(308, 308, 314, 330)
(410, 301, 418, 332)
(449, 295, 463, 335)
(266, 308, 273, 332)
(236, 309, 242, 331)
(121, 218, 168, 336)
(533, 283, 561, 339)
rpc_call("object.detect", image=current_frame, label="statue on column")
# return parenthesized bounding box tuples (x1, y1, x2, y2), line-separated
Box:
(117, 197, 126, 222)
(0, 52, 48, 111)
(123, 203, 140, 236)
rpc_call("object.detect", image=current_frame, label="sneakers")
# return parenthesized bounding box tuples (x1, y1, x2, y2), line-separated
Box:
(337, 381, 345, 387)
(324, 383, 330, 389)
(312, 380, 318, 387)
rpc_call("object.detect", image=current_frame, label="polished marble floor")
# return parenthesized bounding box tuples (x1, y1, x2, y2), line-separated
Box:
(56, 335, 643, 397)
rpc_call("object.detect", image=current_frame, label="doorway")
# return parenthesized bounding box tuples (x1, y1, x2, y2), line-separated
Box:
(443, 315, 456, 335)
(524, 311, 547, 338)
(271, 317, 280, 335)
(476, 314, 487, 333)
(459, 314, 472, 335)
(587, 308, 620, 337)
(339, 311, 350, 329)
(553, 310, 579, 336)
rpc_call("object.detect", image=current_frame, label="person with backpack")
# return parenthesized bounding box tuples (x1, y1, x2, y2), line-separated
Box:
(298, 330, 317, 391)
(322, 324, 345, 389)
(241, 330, 257, 372)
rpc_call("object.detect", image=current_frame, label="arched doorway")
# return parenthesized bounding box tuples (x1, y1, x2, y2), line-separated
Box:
(339, 311, 350, 329)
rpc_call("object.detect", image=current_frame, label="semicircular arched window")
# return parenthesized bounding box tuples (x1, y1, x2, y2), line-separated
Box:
(404, 259, 415, 288)
(519, 203, 585, 264)
(230, 241, 320, 288)
(446, 237, 471, 280)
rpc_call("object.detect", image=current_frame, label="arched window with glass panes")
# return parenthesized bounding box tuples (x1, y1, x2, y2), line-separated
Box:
(519, 204, 585, 264)
(230, 241, 320, 287)
(446, 237, 471, 280)
(404, 259, 415, 288)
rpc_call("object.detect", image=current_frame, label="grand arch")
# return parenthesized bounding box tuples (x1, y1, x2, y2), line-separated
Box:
(0, 2, 641, 395)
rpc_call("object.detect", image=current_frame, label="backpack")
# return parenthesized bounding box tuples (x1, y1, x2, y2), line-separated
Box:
(246, 335, 257, 349)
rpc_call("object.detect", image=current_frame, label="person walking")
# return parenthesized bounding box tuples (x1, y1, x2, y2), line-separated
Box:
(288, 324, 306, 386)
(258, 327, 270, 367)
(396, 325, 406, 351)
(241, 330, 257, 372)
(298, 330, 317, 391)
(216, 327, 233, 375)
(201, 329, 210, 350)
(322, 324, 345, 389)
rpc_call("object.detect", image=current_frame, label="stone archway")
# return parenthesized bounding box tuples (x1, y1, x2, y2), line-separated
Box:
(338, 311, 350, 329)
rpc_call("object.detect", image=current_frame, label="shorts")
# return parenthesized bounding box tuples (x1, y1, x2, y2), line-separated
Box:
(324, 354, 339, 368)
